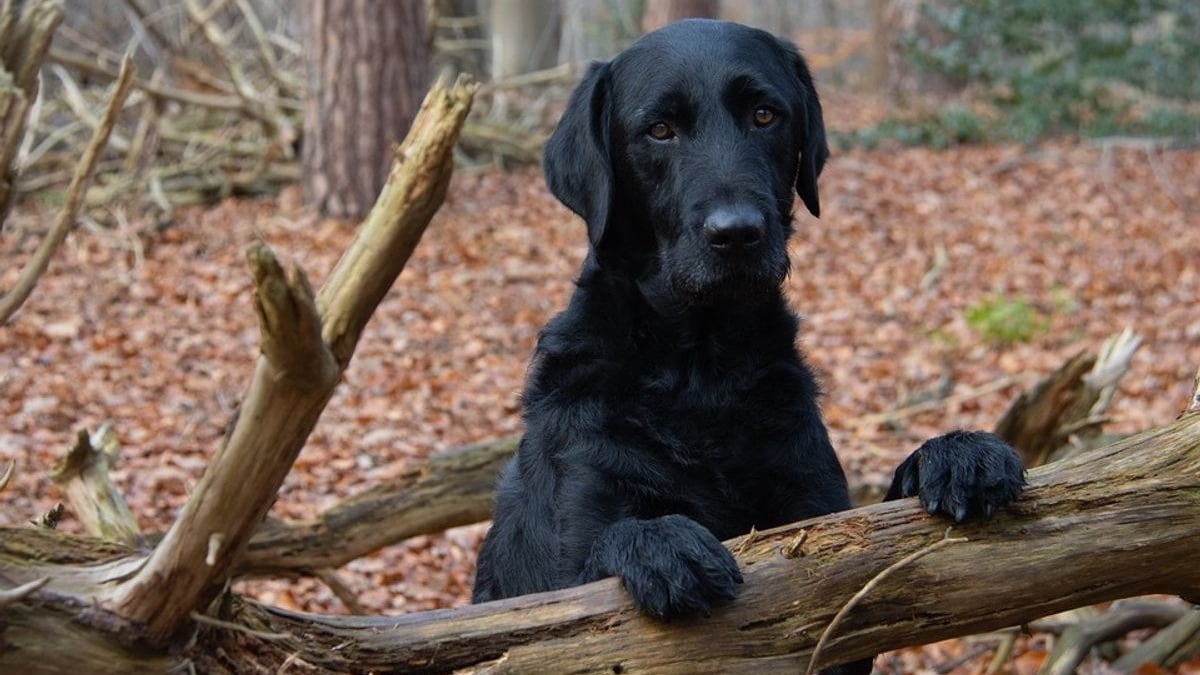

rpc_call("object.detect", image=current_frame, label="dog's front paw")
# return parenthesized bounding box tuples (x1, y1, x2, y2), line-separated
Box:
(584, 514, 743, 621)
(888, 430, 1025, 522)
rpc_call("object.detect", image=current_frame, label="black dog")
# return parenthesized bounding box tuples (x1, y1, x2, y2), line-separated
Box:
(473, 19, 1024, 667)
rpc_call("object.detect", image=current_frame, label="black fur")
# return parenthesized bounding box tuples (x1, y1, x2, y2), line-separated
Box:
(473, 19, 1025, 671)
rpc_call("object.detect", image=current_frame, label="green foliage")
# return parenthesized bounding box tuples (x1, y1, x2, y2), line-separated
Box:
(839, 103, 989, 149)
(965, 293, 1050, 345)
(897, 0, 1200, 143)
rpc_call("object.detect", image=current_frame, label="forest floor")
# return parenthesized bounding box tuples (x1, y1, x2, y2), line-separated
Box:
(2, 90, 1199, 672)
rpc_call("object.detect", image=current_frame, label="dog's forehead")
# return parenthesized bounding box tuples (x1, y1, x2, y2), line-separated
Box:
(610, 20, 795, 107)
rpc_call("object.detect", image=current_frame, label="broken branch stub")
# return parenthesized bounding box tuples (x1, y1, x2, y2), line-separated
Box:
(100, 75, 476, 646)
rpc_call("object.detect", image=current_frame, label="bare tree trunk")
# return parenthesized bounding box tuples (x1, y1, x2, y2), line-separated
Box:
(868, 0, 891, 90)
(489, 0, 560, 79)
(302, 0, 431, 218)
(558, 0, 643, 65)
(641, 0, 718, 33)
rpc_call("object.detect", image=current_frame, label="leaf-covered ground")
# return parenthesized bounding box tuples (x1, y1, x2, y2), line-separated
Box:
(2, 112, 1199, 670)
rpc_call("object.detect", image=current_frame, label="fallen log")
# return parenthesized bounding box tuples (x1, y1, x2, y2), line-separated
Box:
(211, 411, 1200, 673)
(2, 410, 1197, 673)
(240, 435, 517, 572)
(236, 329, 1138, 576)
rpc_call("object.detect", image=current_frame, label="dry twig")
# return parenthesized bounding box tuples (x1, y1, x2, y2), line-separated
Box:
(805, 528, 968, 675)
(0, 55, 135, 322)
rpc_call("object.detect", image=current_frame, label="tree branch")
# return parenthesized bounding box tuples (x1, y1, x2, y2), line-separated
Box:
(2, 413, 1197, 672)
(994, 328, 1140, 466)
(240, 435, 517, 572)
(0, 0, 63, 225)
(98, 75, 477, 646)
(0, 54, 133, 322)
(204, 411, 1200, 674)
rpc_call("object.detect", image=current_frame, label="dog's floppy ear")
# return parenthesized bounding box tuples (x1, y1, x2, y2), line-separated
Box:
(781, 42, 829, 218)
(543, 61, 613, 247)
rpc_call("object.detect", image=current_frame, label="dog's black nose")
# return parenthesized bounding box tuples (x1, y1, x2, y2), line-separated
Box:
(703, 207, 765, 250)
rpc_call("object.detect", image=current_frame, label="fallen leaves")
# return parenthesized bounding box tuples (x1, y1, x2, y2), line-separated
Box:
(2, 114, 1198, 671)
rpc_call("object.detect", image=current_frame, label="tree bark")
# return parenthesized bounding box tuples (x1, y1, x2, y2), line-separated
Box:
(302, 0, 431, 218)
(3, 412, 1198, 673)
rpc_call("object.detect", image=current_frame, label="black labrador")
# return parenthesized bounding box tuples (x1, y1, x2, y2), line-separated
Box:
(473, 18, 1024, 668)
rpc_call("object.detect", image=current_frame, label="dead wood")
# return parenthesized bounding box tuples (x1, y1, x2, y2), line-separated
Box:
(994, 328, 1141, 466)
(1, 411, 1196, 673)
(0, 0, 62, 225)
(1112, 609, 1200, 670)
(240, 435, 517, 573)
(0, 54, 134, 322)
(83, 75, 474, 647)
(49, 427, 141, 547)
(1038, 602, 1191, 675)
(210, 412, 1200, 673)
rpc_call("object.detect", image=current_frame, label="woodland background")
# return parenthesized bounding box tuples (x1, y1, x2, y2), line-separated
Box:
(1, 0, 1198, 672)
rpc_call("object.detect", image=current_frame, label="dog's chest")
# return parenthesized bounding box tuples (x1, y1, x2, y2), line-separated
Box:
(630, 358, 772, 478)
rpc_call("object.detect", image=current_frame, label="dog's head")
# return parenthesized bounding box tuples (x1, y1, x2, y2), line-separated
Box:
(544, 19, 828, 306)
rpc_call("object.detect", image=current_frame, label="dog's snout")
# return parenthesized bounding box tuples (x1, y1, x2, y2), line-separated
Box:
(703, 207, 765, 251)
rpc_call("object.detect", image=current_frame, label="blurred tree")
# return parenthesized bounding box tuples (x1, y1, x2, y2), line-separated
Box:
(434, 0, 487, 78)
(559, 0, 644, 64)
(489, 0, 561, 78)
(302, 0, 431, 218)
(641, 0, 718, 33)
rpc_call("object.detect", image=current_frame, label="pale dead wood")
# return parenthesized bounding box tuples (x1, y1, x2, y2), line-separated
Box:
(1187, 365, 1200, 414)
(1112, 609, 1200, 670)
(0, 460, 13, 493)
(0, 55, 134, 323)
(994, 329, 1141, 466)
(314, 78, 478, 366)
(0, 576, 48, 608)
(231, 0, 298, 98)
(1038, 602, 1192, 675)
(49, 427, 141, 546)
(184, 0, 292, 148)
(96, 75, 476, 647)
(47, 47, 252, 114)
(0, 0, 63, 225)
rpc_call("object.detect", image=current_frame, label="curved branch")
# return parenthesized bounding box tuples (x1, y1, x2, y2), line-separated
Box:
(99, 75, 477, 646)
(240, 436, 517, 572)
(1, 54, 134, 322)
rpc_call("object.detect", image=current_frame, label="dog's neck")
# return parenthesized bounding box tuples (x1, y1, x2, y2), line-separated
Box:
(573, 254, 800, 359)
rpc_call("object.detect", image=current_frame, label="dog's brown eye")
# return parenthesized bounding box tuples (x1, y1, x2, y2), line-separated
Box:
(647, 122, 675, 141)
(753, 107, 775, 127)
